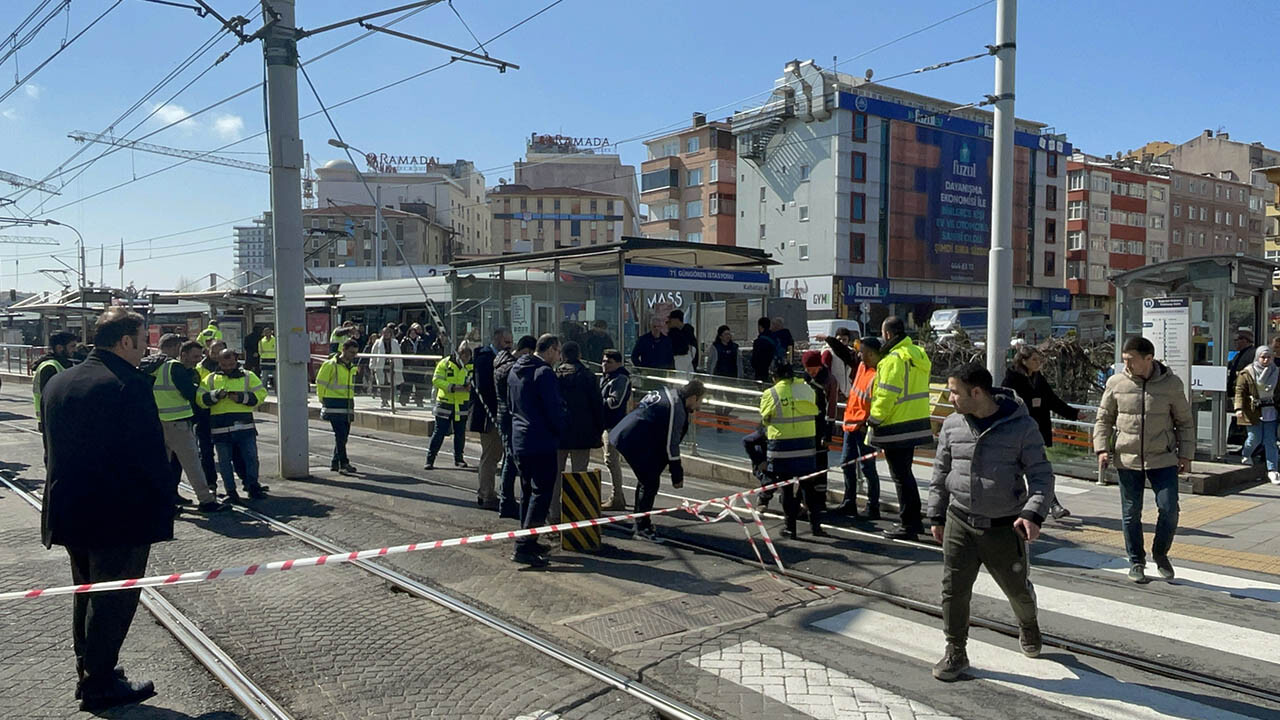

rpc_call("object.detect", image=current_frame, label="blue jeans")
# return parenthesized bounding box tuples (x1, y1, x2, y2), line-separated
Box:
(1116, 466, 1180, 566)
(214, 432, 260, 494)
(841, 428, 880, 511)
(427, 414, 465, 464)
(498, 413, 520, 518)
(1241, 420, 1279, 471)
(516, 453, 557, 552)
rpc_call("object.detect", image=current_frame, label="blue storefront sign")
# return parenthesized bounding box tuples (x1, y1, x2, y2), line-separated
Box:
(841, 277, 889, 306)
(840, 92, 1073, 155)
(1048, 289, 1072, 310)
(622, 263, 771, 294)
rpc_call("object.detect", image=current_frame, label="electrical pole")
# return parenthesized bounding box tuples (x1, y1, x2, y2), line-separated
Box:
(375, 184, 383, 280)
(263, 0, 309, 479)
(985, 0, 1016, 384)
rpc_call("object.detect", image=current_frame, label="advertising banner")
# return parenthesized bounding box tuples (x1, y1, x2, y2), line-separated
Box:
(780, 276, 835, 311)
(887, 121, 993, 282)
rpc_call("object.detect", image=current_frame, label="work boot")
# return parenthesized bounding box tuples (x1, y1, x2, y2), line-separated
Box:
(224, 490, 244, 505)
(247, 487, 268, 500)
(833, 501, 858, 516)
(75, 665, 125, 700)
(1019, 623, 1042, 658)
(340, 462, 358, 474)
(173, 493, 192, 506)
(634, 526, 663, 544)
(424, 457, 436, 470)
(454, 459, 471, 469)
(605, 494, 627, 511)
(859, 508, 882, 522)
(932, 644, 969, 682)
(882, 524, 918, 541)
(330, 461, 340, 471)
(197, 501, 229, 513)
(511, 549, 549, 567)
(810, 522, 828, 538)
(478, 497, 499, 511)
(79, 677, 156, 712)
(1128, 564, 1149, 584)
(1154, 555, 1175, 580)
(1050, 503, 1071, 520)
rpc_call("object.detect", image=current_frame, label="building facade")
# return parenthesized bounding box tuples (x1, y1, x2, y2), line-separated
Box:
(1167, 167, 1263, 260)
(232, 212, 273, 289)
(487, 184, 630, 253)
(301, 205, 449, 282)
(640, 114, 737, 245)
(733, 59, 1069, 324)
(513, 135, 641, 236)
(1064, 158, 1170, 314)
(315, 157, 489, 257)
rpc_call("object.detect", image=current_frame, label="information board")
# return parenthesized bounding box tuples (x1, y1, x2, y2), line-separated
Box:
(511, 295, 533, 339)
(1142, 297, 1192, 401)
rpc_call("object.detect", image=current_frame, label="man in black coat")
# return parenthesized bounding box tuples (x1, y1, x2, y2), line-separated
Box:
(41, 308, 172, 711)
(554, 342, 605, 522)
(470, 327, 512, 510)
(495, 335, 535, 519)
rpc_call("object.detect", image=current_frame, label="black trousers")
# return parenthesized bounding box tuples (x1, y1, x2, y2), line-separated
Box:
(515, 453, 557, 552)
(630, 462, 664, 531)
(195, 415, 246, 491)
(884, 446, 923, 532)
(67, 545, 150, 688)
(328, 416, 350, 465)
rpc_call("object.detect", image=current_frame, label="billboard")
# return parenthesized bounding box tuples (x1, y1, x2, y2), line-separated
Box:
(887, 121, 992, 282)
(780, 276, 835, 311)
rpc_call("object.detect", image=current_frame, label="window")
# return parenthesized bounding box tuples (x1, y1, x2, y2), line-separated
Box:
(1068, 200, 1085, 220)
(536, 198, 543, 210)
(1129, 213, 1144, 227)
(1149, 214, 1164, 229)
(1200, 207, 1207, 221)
(1216, 184, 1222, 198)
(1112, 210, 1128, 225)
(1112, 181, 1127, 196)
(759, 224, 766, 239)
(850, 232, 866, 263)
(709, 195, 718, 215)
(659, 203, 678, 220)
(799, 164, 810, 181)
(1091, 175, 1110, 192)
(1091, 234, 1107, 250)
(1215, 210, 1223, 224)
(851, 193, 866, 222)
(1240, 213, 1246, 227)
(1046, 185, 1058, 210)
(520, 198, 527, 210)
(852, 152, 867, 182)
(590, 200, 597, 212)
(799, 205, 809, 222)
(1068, 171, 1085, 190)
(685, 232, 702, 243)
(687, 168, 702, 186)
(1045, 218, 1057, 243)
(1110, 239, 1126, 253)
(1067, 260, 1085, 280)
(685, 200, 702, 218)
(553, 199, 561, 211)
(1047, 153, 1059, 177)
(1239, 188, 1246, 202)
(1129, 184, 1145, 199)
(1173, 229, 1181, 244)
(686, 135, 701, 153)
(853, 112, 868, 141)
(1044, 251, 1056, 275)
(1150, 245, 1165, 262)
(1226, 212, 1233, 226)
(1128, 240, 1143, 255)
(1069, 230, 1085, 250)
(1198, 232, 1206, 247)
(1173, 203, 1181, 217)
(1173, 176, 1182, 190)
(1151, 187, 1166, 201)
(799, 244, 809, 260)
(651, 139, 679, 159)
(759, 186, 766, 202)
(641, 169, 679, 191)
(1092, 206, 1109, 222)
(709, 160, 719, 183)
(1089, 263, 1106, 280)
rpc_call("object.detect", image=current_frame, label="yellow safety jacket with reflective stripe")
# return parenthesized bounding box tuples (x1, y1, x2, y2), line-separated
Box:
(197, 369, 267, 436)
(760, 378, 818, 473)
(867, 335, 933, 448)
(151, 359, 194, 422)
(31, 358, 68, 423)
(196, 359, 217, 383)
(196, 324, 222, 345)
(316, 356, 355, 416)
(258, 335, 277, 360)
(432, 356, 471, 419)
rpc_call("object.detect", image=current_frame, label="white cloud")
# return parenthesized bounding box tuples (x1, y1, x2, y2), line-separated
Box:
(212, 113, 245, 139)
(1, 108, 17, 121)
(23, 84, 40, 100)
(151, 102, 199, 133)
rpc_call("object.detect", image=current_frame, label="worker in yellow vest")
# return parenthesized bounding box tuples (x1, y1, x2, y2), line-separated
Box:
(195, 320, 222, 347)
(258, 326, 277, 390)
(868, 316, 934, 541)
(756, 359, 823, 539)
(30, 330, 79, 433)
(140, 335, 225, 512)
(197, 348, 268, 502)
(425, 342, 472, 470)
(317, 339, 359, 473)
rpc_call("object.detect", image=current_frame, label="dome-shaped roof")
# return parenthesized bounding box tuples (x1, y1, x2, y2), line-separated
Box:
(321, 158, 357, 170)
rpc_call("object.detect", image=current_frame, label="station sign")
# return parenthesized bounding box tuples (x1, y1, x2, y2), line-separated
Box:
(1142, 297, 1192, 402)
(622, 264, 770, 295)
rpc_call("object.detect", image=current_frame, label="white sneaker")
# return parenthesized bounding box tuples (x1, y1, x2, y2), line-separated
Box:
(1269, 471, 1280, 485)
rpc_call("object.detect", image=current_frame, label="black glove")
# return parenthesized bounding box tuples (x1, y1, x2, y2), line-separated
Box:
(669, 461, 684, 489)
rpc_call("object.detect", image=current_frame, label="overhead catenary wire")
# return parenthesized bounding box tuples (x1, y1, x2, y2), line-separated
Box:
(0, 0, 70, 70)
(0, 0, 126, 105)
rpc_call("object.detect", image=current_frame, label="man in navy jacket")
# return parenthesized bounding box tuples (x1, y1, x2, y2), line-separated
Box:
(507, 334, 567, 566)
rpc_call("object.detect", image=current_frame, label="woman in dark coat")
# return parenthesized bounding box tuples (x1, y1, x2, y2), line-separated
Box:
(709, 325, 738, 432)
(1004, 345, 1078, 520)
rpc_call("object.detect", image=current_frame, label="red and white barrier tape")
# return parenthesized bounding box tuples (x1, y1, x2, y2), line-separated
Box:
(1, 450, 881, 601)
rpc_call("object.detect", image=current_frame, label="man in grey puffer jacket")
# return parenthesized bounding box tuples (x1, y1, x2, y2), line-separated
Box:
(927, 363, 1055, 682)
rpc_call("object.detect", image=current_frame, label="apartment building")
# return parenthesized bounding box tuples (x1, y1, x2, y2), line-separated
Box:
(301, 205, 449, 280)
(487, 184, 631, 253)
(232, 212, 273, 289)
(1167, 168, 1263, 260)
(1065, 157, 1170, 315)
(513, 136, 641, 236)
(640, 113, 737, 245)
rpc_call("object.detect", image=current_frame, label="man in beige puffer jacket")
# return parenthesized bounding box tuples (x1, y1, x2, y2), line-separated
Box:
(1093, 336, 1195, 584)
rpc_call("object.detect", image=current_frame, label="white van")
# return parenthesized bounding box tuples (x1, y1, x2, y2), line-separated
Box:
(805, 319, 862, 350)
(930, 307, 987, 343)
(1012, 315, 1052, 345)
(1052, 309, 1106, 343)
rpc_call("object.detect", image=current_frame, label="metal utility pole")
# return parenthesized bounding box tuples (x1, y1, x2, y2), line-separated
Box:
(262, 0, 309, 479)
(375, 184, 383, 280)
(985, 0, 1016, 384)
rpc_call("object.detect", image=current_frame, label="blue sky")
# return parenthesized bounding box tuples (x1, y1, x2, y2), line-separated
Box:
(1, 0, 1275, 293)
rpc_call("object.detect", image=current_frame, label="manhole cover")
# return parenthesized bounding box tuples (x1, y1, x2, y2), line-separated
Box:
(647, 594, 761, 628)
(729, 578, 821, 613)
(567, 608, 687, 647)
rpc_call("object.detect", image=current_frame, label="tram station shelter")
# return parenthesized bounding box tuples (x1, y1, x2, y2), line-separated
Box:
(449, 238, 778, 358)
(1112, 254, 1279, 459)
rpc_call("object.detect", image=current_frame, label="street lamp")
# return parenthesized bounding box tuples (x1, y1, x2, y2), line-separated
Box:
(328, 138, 384, 280)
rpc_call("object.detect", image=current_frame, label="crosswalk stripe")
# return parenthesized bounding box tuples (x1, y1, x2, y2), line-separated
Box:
(686, 640, 960, 720)
(971, 572, 1280, 666)
(813, 609, 1261, 720)
(1037, 547, 1280, 604)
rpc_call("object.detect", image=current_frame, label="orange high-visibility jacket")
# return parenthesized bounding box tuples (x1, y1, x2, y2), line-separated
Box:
(842, 363, 876, 433)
